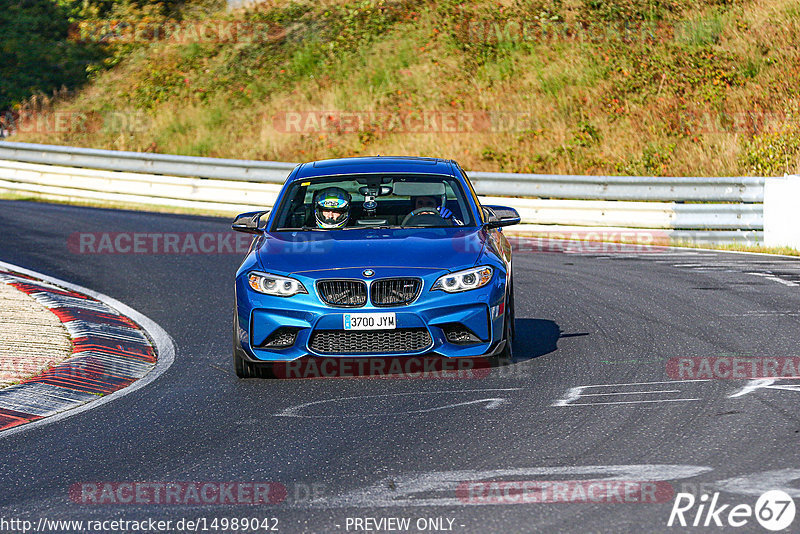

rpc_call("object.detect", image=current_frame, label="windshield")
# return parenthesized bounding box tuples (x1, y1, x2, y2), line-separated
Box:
(272, 174, 476, 231)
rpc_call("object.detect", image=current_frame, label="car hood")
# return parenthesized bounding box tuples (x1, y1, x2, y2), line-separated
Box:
(256, 227, 486, 275)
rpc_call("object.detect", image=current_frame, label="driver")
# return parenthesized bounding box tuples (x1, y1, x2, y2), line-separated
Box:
(411, 196, 461, 225)
(314, 187, 351, 229)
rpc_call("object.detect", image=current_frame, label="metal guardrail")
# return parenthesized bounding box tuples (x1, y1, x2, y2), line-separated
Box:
(0, 160, 280, 213)
(468, 172, 764, 202)
(0, 142, 295, 183)
(478, 195, 762, 230)
(0, 141, 764, 202)
(0, 141, 766, 244)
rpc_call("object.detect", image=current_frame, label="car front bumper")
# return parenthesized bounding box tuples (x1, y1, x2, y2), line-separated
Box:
(235, 269, 508, 362)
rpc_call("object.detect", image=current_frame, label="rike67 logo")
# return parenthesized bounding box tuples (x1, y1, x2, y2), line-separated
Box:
(668, 490, 796, 531)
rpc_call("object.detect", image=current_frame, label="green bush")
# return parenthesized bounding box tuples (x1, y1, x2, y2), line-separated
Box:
(0, 0, 106, 109)
(739, 127, 800, 175)
(676, 12, 725, 47)
(580, 0, 690, 22)
(617, 142, 676, 174)
(132, 67, 185, 109)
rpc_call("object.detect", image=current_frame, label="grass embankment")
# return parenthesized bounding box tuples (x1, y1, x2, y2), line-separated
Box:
(9, 0, 800, 177)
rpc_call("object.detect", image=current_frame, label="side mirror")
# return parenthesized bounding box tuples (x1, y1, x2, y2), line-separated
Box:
(232, 210, 270, 234)
(483, 205, 521, 229)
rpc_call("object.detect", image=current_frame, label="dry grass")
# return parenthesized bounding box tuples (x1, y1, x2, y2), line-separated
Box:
(10, 0, 800, 176)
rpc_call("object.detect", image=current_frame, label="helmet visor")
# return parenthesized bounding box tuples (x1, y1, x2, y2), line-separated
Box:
(317, 206, 348, 226)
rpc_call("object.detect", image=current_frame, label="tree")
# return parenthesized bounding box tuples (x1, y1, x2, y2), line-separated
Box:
(0, 0, 105, 109)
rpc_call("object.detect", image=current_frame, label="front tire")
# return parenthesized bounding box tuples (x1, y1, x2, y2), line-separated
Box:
(234, 348, 256, 378)
(498, 303, 514, 365)
(233, 346, 276, 379)
(507, 277, 516, 342)
(499, 275, 516, 363)
(233, 313, 273, 378)
(488, 281, 515, 367)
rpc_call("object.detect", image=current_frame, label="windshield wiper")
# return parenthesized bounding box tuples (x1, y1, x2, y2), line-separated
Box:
(276, 226, 325, 231)
(342, 225, 395, 230)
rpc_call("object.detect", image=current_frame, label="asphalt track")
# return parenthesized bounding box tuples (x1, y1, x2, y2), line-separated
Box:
(1, 199, 800, 533)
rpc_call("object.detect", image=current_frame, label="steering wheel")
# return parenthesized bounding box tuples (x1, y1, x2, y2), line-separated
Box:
(401, 207, 440, 227)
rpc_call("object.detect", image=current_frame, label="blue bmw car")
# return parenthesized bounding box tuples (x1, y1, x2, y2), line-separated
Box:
(232, 156, 520, 378)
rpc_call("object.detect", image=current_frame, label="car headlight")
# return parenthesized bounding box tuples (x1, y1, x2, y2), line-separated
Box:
(432, 266, 493, 293)
(248, 272, 308, 297)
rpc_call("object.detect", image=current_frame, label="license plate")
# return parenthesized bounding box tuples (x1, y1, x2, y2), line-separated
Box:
(343, 312, 396, 330)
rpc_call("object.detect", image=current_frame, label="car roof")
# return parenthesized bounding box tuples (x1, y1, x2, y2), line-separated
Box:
(291, 156, 456, 180)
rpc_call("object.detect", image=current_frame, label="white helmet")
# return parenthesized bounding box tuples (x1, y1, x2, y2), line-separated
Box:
(314, 187, 351, 229)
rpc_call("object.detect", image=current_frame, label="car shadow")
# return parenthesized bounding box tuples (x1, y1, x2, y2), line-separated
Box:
(505, 318, 589, 365)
